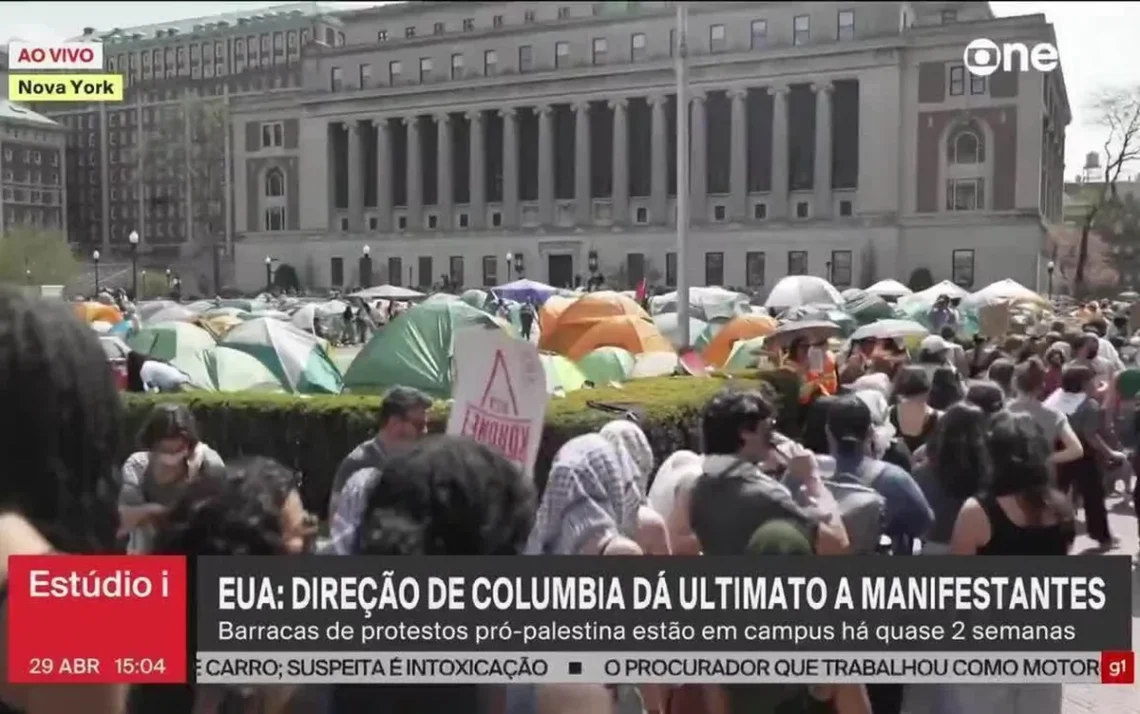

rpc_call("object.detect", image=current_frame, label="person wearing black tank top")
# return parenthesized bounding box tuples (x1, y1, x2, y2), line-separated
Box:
(889, 366, 940, 457)
(0, 289, 127, 714)
(949, 411, 1072, 714)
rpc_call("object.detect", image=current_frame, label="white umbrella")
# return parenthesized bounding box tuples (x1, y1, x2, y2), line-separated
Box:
(631, 351, 680, 378)
(146, 304, 197, 324)
(350, 285, 425, 300)
(897, 280, 971, 310)
(866, 279, 913, 299)
(764, 276, 843, 310)
(649, 286, 750, 321)
(850, 319, 929, 341)
(91, 320, 113, 334)
(962, 279, 1049, 310)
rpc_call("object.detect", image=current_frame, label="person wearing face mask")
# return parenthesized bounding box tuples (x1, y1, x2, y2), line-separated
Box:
(118, 404, 226, 554)
(786, 338, 838, 406)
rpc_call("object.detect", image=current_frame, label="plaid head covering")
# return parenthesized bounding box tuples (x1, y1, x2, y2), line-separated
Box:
(600, 419, 654, 494)
(525, 434, 642, 555)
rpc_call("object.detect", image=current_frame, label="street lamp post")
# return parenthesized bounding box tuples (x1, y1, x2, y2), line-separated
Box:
(128, 230, 140, 298)
(264, 256, 273, 290)
(360, 245, 373, 288)
(165, 268, 172, 287)
(513, 252, 524, 278)
(1047, 260, 1055, 301)
(505, 252, 513, 282)
(587, 248, 598, 291)
(674, 2, 692, 348)
(92, 250, 101, 293)
(24, 268, 31, 285)
(140, 270, 147, 300)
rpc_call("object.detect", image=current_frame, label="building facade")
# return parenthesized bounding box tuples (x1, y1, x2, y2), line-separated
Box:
(20, 3, 345, 280)
(227, 0, 1069, 294)
(0, 100, 69, 236)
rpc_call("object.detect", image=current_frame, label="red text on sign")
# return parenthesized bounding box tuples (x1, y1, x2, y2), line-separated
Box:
(16, 47, 96, 65)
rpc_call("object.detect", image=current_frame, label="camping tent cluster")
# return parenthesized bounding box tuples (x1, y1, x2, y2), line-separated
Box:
(74, 275, 1056, 398)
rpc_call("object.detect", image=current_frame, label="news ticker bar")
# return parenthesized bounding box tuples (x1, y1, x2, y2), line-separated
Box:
(195, 652, 1137, 685)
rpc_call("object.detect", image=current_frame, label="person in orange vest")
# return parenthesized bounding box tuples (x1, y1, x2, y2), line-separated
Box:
(785, 337, 839, 405)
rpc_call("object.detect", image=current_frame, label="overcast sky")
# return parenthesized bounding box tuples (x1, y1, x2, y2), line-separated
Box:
(4, 1, 1138, 177)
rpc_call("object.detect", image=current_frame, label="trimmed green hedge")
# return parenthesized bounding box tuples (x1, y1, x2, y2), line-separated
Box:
(122, 369, 801, 515)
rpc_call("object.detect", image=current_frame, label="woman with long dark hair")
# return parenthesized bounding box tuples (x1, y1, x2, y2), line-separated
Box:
(950, 411, 1073, 714)
(0, 288, 127, 714)
(912, 403, 992, 554)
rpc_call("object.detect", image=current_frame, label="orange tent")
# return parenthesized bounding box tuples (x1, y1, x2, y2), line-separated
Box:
(566, 315, 674, 361)
(701, 313, 779, 368)
(74, 301, 123, 324)
(538, 294, 575, 337)
(540, 291, 651, 354)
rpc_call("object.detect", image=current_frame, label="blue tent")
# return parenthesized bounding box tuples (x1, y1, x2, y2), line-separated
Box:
(492, 279, 559, 305)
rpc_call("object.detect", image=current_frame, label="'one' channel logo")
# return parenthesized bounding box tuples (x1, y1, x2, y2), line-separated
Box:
(962, 38, 1060, 77)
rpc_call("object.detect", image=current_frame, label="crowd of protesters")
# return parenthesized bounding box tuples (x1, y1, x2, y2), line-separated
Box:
(0, 285, 1136, 714)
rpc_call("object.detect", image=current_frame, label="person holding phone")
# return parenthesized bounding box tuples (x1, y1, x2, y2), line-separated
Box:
(689, 389, 850, 557)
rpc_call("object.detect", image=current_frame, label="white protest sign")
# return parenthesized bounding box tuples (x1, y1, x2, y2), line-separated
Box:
(447, 328, 547, 480)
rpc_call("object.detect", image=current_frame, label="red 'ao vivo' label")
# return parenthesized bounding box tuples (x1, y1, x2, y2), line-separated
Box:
(9, 42, 104, 70)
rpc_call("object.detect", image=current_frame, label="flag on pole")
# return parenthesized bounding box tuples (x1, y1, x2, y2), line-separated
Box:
(635, 278, 648, 303)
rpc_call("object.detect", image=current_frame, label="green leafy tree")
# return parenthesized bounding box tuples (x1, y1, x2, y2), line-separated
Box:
(1074, 86, 1140, 296)
(0, 226, 79, 285)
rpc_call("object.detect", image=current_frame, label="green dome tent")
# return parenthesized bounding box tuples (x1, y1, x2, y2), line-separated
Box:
(220, 318, 342, 394)
(343, 300, 507, 398)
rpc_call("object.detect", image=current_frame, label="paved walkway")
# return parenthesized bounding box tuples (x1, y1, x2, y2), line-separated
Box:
(1062, 492, 1138, 713)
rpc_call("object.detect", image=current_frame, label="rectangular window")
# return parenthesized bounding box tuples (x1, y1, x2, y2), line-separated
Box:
(751, 20, 767, 49)
(830, 250, 853, 287)
(794, 15, 810, 46)
(359, 63, 371, 88)
(388, 257, 403, 286)
(941, 9, 958, 23)
(627, 253, 645, 288)
(451, 53, 464, 79)
(433, 22, 445, 35)
(420, 57, 433, 81)
(555, 41, 570, 67)
(704, 252, 724, 286)
(970, 74, 987, 95)
(709, 24, 726, 52)
(949, 65, 965, 96)
(630, 32, 646, 61)
(592, 37, 607, 64)
(405, 26, 416, 38)
(261, 122, 284, 148)
(264, 207, 286, 231)
(330, 66, 342, 91)
(417, 256, 433, 288)
(482, 256, 498, 286)
(952, 249, 975, 287)
(746, 252, 766, 286)
(330, 257, 344, 286)
(788, 250, 808, 275)
(462, 18, 474, 31)
(837, 10, 855, 41)
(484, 49, 497, 75)
(493, 15, 504, 28)
(666, 252, 677, 287)
(377, 30, 388, 41)
(670, 29, 676, 57)
(524, 9, 536, 23)
(519, 45, 533, 72)
(558, 6, 571, 19)
(947, 178, 984, 211)
(449, 256, 464, 286)
(389, 60, 402, 84)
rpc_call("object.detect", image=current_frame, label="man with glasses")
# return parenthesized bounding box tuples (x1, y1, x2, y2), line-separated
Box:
(324, 386, 431, 555)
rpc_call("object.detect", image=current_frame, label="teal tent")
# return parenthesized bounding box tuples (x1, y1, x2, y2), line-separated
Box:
(343, 300, 507, 398)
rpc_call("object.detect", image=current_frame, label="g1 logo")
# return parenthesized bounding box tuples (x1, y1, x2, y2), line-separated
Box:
(963, 38, 1060, 77)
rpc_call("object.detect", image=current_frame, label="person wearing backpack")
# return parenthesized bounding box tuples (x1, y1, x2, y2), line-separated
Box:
(825, 395, 933, 551)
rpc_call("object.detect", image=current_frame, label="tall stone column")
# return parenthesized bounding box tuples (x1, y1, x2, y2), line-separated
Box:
(500, 107, 519, 228)
(347, 121, 364, 231)
(689, 91, 707, 220)
(768, 85, 789, 219)
(573, 101, 591, 225)
(375, 117, 392, 232)
(436, 112, 452, 230)
(609, 97, 629, 225)
(467, 110, 486, 229)
(404, 116, 423, 230)
(648, 94, 667, 224)
(729, 88, 748, 222)
(813, 81, 833, 219)
(537, 104, 554, 225)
